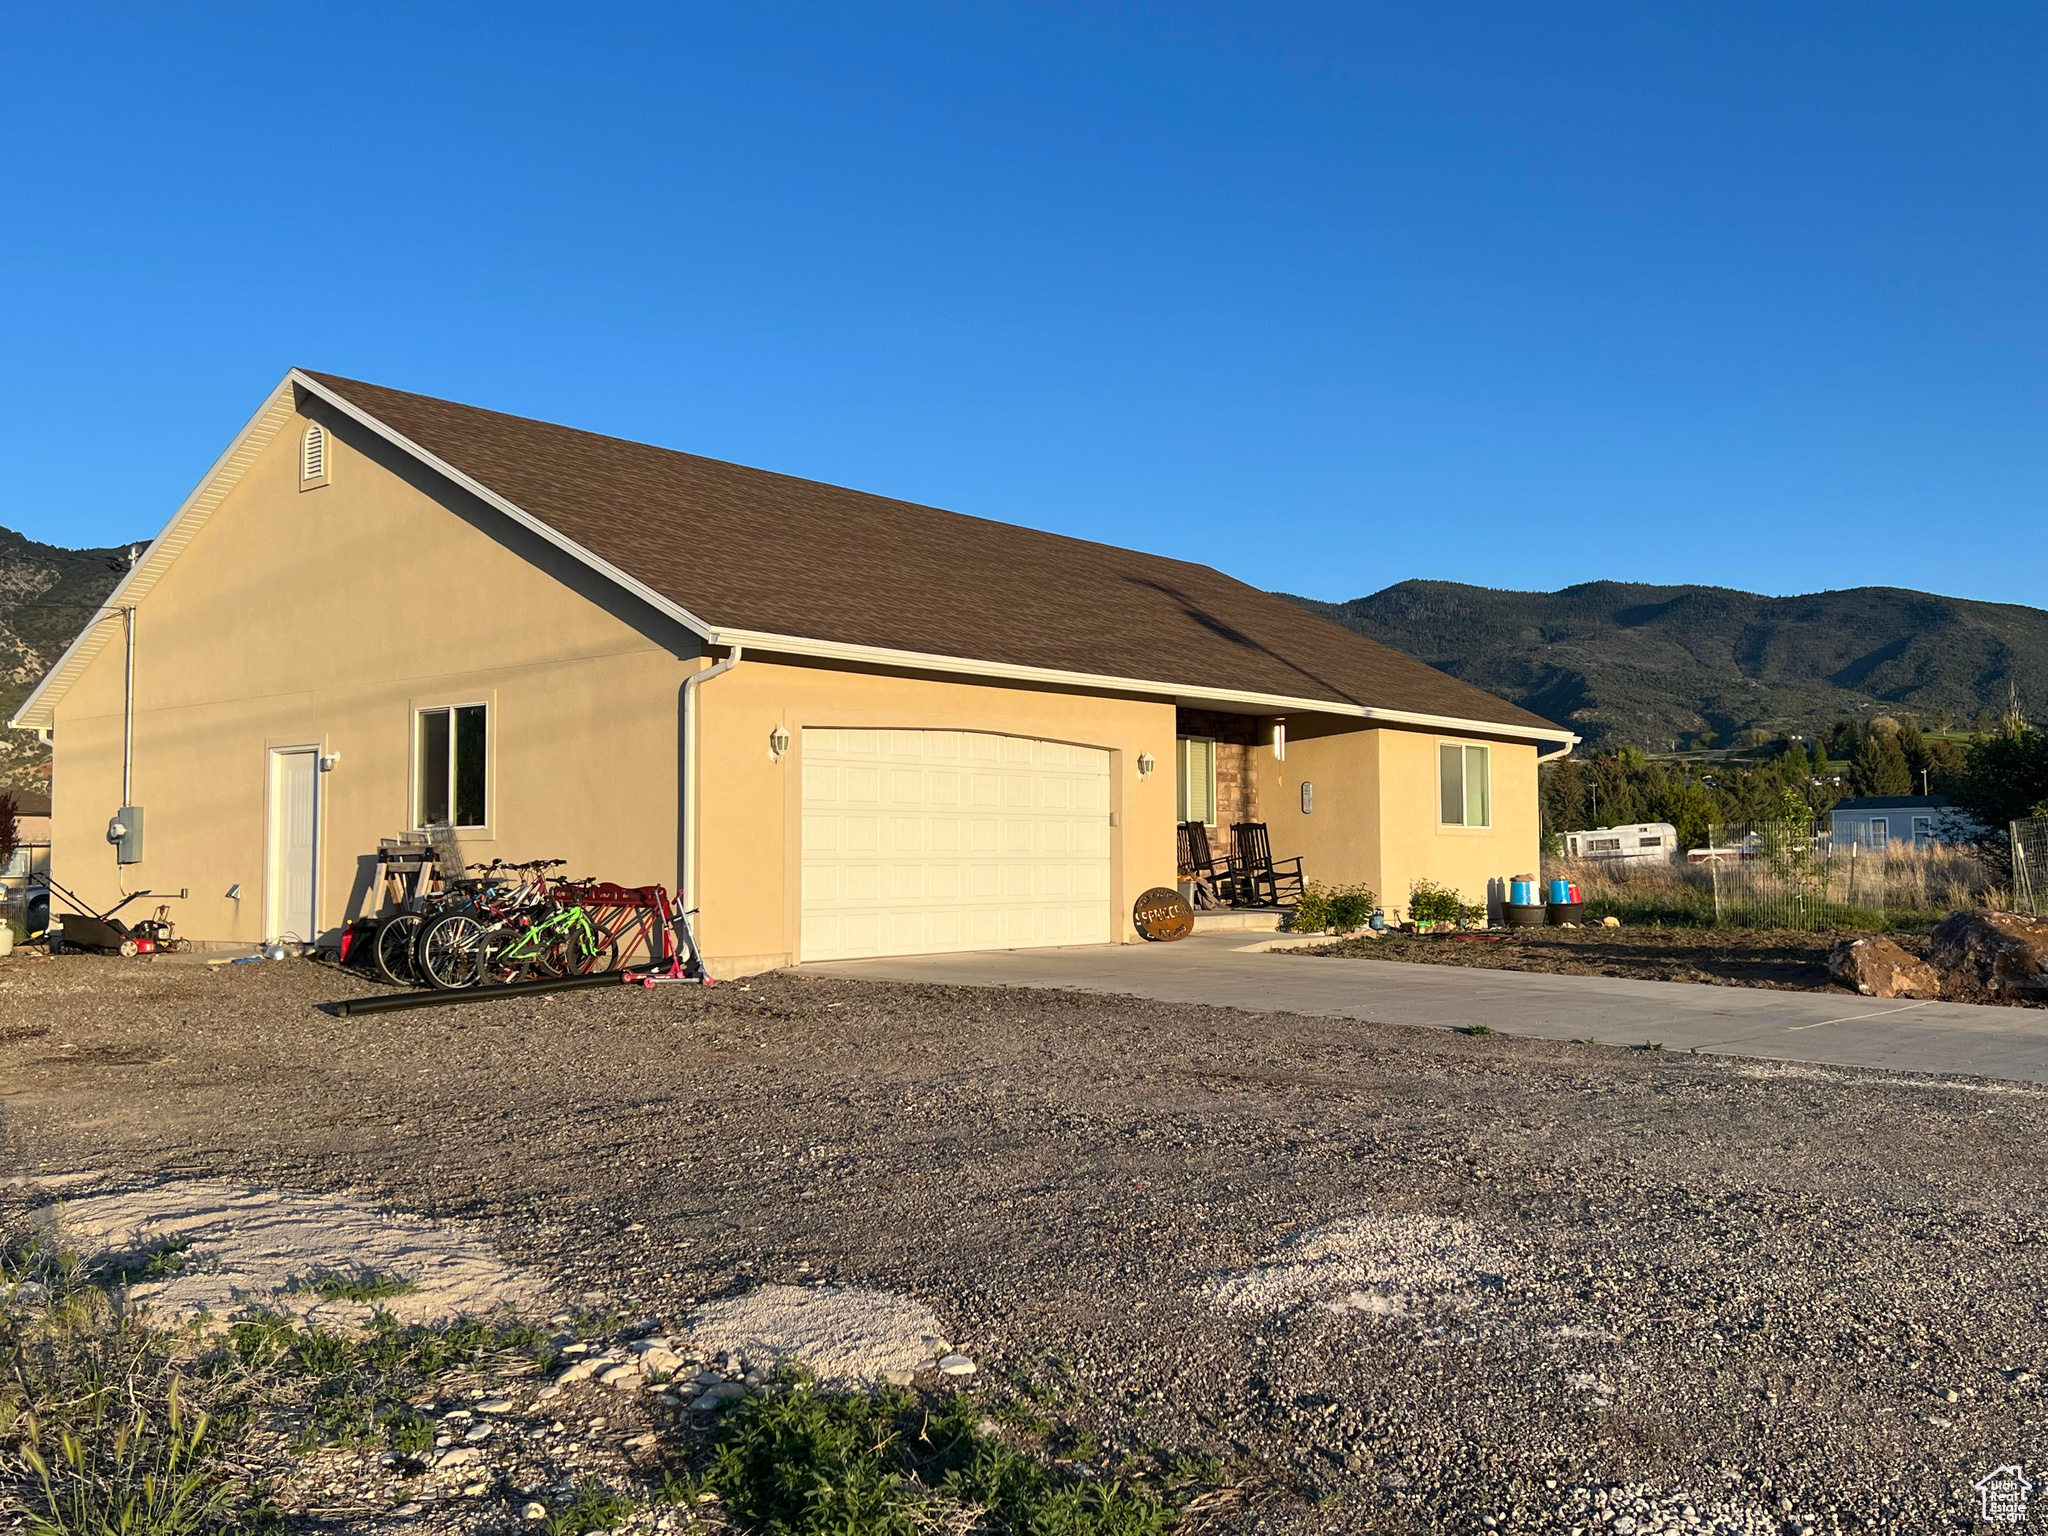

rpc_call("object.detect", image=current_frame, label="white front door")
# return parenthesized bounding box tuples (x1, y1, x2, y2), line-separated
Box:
(801, 728, 1113, 961)
(266, 747, 319, 943)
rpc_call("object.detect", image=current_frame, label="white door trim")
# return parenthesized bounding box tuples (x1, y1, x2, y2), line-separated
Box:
(264, 745, 321, 945)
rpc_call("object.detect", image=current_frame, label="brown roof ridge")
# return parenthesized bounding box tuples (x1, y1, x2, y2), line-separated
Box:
(298, 369, 1569, 738)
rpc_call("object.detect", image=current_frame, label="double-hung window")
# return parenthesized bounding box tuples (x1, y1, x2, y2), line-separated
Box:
(417, 704, 488, 828)
(1438, 742, 1491, 828)
(1177, 737, 1217, 826)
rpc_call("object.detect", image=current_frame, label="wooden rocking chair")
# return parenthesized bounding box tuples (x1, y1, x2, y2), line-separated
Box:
(1177, 820, 1241, 909)
(1231, 821, 1305, 908)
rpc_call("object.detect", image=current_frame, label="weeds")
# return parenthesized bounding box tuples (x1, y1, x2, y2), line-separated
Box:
(0, 1232, 558, 1532)
(993, 1396, 1053, 1434)
(700, 1381, 1182, 1536)
(97, 1238, 194, 1288)
(18, 1383, 229, 1536)
(545, 1478, 637, 1536)
(305, 1268, 415, 1303)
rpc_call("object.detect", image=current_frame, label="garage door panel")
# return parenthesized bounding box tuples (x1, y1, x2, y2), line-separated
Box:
(802, 727, 1114, 961)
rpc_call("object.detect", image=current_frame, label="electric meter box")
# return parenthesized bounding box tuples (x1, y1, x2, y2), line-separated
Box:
(115, 805, 144, 865)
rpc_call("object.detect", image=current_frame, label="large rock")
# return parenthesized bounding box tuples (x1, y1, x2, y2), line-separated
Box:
(1929, 911, 2048, 1002)
(1826, 936, 1940, 999)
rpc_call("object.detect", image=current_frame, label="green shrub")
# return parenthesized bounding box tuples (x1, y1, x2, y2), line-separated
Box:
(703, 1379, 1181, 1536)
(1407, 878, 1484, 927)
(1291, 882, 1378, 933)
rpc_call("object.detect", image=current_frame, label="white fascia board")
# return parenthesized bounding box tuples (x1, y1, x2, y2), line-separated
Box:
(705, 625, 1580, 749)
(287, 371, 715, 644)
(10, 377, 303, 731)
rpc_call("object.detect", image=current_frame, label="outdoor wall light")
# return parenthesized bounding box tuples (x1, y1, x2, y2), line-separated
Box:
(1136, 753, 1156, 778)
(1300, 781, 1314, 814)
(318, 752, 341, 772)
(769, 726, 792, 760)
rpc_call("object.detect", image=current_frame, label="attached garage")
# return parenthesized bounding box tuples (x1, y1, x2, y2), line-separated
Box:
(799, 728, 1112, 961)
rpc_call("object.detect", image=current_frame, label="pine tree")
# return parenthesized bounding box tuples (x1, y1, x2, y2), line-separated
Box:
(1852, 733, 1913, 795)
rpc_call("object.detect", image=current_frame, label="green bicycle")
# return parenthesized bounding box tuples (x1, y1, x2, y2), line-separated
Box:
(414, 878, 619, 989)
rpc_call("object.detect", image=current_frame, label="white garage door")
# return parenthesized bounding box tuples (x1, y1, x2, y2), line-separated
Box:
(801, 728, 1112, 961)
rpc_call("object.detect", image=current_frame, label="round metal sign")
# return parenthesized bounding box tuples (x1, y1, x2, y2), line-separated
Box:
(1134, 886, 1194, 942)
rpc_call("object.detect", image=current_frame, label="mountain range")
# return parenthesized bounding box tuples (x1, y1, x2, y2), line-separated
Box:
(1281, 581, 2048, 752)
(0, 528, 135, 790)
(4, 522, 2046, 780)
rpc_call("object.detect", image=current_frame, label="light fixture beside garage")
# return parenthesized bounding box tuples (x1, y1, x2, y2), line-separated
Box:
(768, 726, 791, 761)
(1136, 752, 1156, 778)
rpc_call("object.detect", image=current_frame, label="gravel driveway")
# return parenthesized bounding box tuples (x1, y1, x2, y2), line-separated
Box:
(2, 952, 2043, 1534)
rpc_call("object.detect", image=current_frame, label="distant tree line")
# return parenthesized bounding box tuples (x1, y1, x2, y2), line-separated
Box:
(1541, 712, 2048, 853)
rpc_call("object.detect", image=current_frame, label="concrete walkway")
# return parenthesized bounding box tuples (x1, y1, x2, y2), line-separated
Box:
(802, 934, 2048, 1085)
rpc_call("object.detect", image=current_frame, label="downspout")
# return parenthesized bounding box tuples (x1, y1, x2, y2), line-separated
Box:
(122, 606, 135, 807)
(681, 644, 744, 913)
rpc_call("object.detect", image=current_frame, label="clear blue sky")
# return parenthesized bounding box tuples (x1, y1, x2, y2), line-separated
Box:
(5, 3, 2044, 605)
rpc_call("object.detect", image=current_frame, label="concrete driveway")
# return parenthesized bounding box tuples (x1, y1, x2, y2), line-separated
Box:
(802, 933, 2048, 1084)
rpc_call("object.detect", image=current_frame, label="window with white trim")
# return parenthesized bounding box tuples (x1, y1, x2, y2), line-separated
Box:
(1867, 817, 1889, 849)
(301, 422, 328, 483)
(1438, 742, 1491, 828)
(1177, 737, 1217, 826)
(416, 704, 487, 828)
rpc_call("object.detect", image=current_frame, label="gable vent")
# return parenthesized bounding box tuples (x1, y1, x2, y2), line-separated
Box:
(301, 422, 327, 482)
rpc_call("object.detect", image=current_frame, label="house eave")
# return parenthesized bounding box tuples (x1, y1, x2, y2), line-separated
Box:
(704, 626, 1580, 748)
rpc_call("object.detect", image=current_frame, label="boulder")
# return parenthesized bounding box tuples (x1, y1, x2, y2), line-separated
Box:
(1928, 911, 2048, 1002)
(1826, 936, 1940, 1000)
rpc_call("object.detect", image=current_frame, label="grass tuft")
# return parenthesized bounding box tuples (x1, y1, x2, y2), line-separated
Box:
(304, 1268, 416, 1303)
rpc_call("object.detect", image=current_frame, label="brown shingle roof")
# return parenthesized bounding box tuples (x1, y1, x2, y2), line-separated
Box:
(305, 371, 1563, 735)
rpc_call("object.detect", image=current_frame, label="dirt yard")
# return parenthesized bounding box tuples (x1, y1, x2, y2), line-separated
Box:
(3, 952, 2045, 1533)
(1303, 925, 1916, 993)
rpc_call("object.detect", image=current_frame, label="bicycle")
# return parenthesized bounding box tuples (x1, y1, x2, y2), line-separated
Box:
(415, 860, 591, 989)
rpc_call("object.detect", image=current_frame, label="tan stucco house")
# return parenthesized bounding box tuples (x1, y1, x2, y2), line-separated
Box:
(14, 371, 1574, 974)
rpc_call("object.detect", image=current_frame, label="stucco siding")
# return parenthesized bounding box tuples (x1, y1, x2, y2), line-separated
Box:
(1262, 721, 1539, 916)
(49, 404, 691, 943)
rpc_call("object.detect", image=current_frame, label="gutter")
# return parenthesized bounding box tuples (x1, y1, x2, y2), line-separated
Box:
(703, 626, 1579, 751)
(681, 645, 743, 915)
